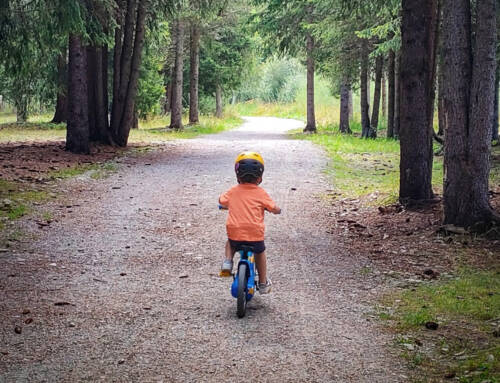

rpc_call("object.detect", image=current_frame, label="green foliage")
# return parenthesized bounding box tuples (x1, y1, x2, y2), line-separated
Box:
(137, 23, 170, 119)
(258, 57, 302, 103)
(199, 19, 252, 94)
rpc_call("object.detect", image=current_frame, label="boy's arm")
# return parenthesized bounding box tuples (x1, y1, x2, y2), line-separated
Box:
(261, 189, 281, 214)
(219, 189, 230, 209)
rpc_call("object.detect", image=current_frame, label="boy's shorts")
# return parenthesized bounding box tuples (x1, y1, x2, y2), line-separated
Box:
(229, 239, 266, 254)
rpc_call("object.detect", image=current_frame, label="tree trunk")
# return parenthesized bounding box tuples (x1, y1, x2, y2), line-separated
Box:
(339, 77, 351, 133)
(399, 0, 438, 202)
(371, 54, 383, 135)
(381, 71, 387, 118)
(67, 34, 90, 154)
(387, 50, 395, 138)
(303, 32, 316, 132)
(493, 66, 499, 141)
(215, 83, 223, 118)
(116, 0, 147, 145)
(437, 63, 445, 136)
(348, 90, 353, 119)
(442, 0, 498, 227)
(15, 96, 28, 123)
(111, 0, 137, 137)
(189, 22, 200, 125)
(111, 3, 124, 136)
(169, 19, 184, 130)
(52, 51, 68, 124)
(164, 80, 172, 114)
(360, 40, 371, 138)
(394, 51, 401, 138)
(87, 46, 97, 140)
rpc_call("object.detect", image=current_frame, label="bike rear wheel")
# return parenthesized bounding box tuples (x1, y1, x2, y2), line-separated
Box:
(237, 263, 248, 318)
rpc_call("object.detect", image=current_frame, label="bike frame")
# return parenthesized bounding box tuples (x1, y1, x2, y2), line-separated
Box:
(231, 247, 257, 301)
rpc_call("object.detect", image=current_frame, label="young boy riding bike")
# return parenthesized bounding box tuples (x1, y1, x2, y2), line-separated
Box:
(218, 151, 281, 294)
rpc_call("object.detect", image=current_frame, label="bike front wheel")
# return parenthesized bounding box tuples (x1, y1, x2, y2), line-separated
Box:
(237, 263, 248, 318)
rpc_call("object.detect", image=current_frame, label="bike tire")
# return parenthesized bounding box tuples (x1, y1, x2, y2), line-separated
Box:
(237, 263, 248, 318)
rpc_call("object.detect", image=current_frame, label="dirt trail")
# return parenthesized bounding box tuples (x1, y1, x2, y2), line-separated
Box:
(0, 117, 406, 382)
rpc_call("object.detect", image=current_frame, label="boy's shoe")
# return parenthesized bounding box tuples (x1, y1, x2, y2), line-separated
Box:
(219, 260, 233, 277)
(258, 278, 272, 294)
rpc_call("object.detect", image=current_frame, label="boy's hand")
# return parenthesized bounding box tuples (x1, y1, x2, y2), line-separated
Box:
(271, 206, 281, 215)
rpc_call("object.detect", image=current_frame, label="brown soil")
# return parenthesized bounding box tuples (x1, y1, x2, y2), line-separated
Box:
(0, 141, 146, 182)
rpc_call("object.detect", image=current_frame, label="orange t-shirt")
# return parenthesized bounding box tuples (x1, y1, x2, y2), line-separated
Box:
(219, 183, 277, 241)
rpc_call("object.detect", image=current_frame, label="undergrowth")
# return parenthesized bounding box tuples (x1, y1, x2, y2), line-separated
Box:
(379, 270, 500, 382)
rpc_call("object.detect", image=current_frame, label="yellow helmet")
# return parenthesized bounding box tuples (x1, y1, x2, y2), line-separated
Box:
(235, 151, 264, 166)
(234, 151, 265, 180)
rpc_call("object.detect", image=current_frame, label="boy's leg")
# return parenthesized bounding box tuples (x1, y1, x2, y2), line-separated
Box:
(255, 251, 267, 284)
(220, 240, 235, 277)
(225, 240, 235, 261)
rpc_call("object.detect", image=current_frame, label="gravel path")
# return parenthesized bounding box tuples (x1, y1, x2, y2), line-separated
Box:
(0, 117, 406, 382)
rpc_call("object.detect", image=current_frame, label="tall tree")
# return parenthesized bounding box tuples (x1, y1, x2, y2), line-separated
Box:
(67, 34, 90, 154)
(111, 0, 148, 144)
(399, 0, 439, 202)
(339, 77, 351, 133)
(189, 21, 200, 124)
(371, 54, 383, 134)
(168, 19, 184, 130)
(387, 49, 395, 138)
(442, 0, 499, 227)
(360, 39, 373, 138)
(52, 50, 68, 124)
(304, 31, 316, 132)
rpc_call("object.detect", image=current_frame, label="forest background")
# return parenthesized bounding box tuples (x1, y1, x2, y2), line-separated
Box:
(0, 0, 500, 381)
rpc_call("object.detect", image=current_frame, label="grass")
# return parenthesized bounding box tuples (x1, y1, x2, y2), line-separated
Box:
(0, 112, 242, 143)
(129, 113, 242, 142)
(0, 180, 50, 228)
(380, 270, 500, 382)
(390, 270, 500, 329)
(49, 161, 118, 180)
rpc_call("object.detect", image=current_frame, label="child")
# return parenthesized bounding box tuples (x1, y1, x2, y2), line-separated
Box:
(218, 151, 281, 294)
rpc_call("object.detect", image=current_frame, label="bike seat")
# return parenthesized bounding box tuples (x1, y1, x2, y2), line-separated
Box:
(236, 245, 255, 254)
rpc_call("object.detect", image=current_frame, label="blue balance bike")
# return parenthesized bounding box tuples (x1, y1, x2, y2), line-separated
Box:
(219, 205, 257, 318)
(231, 245, 257, 318)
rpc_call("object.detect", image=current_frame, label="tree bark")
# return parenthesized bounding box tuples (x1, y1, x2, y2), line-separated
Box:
(394, 51, 401, 138)
(111, 3, 124, 136)
(189, 22, 200, 124)
(381, 70, 387, 118)
(164, 80, 172, 114)
(339, 77, 351, 133)
(437, 63, 445, 136)
(52, 51, 68, 124)
(215, 83, 223, 118)
(169, 19, 184, 130)
(303, 32, 316, 133)
(371, 54, 383, 135)
(399, 0, 438, 202)
(15, 96, 28, 123)
(111, 0, 137, 137)
(442, 0, 498, 227)
(348, 89, 353, 119)
(387, 50, 395, 138)
(360, 40, 372, 138)
(493, 66, 499, 141)
(116, 0, 147, 145)
(67, 34, 90, 154)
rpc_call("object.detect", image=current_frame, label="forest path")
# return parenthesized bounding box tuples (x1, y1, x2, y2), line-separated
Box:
(0, 117, 405, 382)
